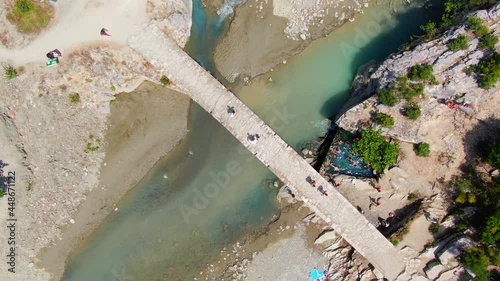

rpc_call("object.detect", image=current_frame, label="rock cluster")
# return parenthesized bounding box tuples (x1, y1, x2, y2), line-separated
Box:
(272, 0, 368, 40)
(147, 0, 193, 47)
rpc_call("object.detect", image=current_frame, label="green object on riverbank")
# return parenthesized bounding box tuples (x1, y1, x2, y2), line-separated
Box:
(46, 57, 58, 67)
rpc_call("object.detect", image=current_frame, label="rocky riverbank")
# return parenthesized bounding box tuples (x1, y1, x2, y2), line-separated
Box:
(214, 0, 372, 83)
(0, 1, 193, 280)
(329, 3, 499, 280)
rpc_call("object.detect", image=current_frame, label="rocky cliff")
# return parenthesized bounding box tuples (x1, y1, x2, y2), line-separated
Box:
(336, 4, 500, 144)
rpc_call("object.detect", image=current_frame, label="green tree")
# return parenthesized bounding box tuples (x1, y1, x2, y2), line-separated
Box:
(486, 137, 500, 169)
(353, 128, 399, 173)
(403, 103, 422, 120)
(448, 34, 469, 51)
(375, 113, 395, 128)
(462, 247, 491, 281)
(478, 33, 499, 51)
(481, 211, 500, 245)
(420, 21, 438, 40)
(476, 52, 500, 89)
(414, 142, 430, 157)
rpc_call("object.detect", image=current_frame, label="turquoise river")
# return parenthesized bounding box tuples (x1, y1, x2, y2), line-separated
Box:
(63, 0, 444, 280)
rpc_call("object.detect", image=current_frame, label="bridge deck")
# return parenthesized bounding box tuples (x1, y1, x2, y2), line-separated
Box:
(128, 24, 405, 280)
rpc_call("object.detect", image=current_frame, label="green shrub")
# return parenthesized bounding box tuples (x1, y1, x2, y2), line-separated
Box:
(420, 21, 438, 40)
(0, 189, 4, 198)
(448, 34, 469, 51)
(476, 52, 500, 89)
(478, 33, 499, 51)
(408, 192, 418, 201)
(467, 16, 483, 31)
(110, 85, 116, 91)
(7, 0, 53, 34)
(462, 247, 491, 281)
(403, 103, 421, 120)
(485, 137, 500, 169)
(402, 83, 425, 101)
(352, 128, 399, 173)
(379, 91, 399, 107)
(4, 65, 17, 79)
(160, 75, 170, 85)
(409, 64, 437, 84)
(481, 211, 500, 245)
(390, 238, 400, 246)
(69, 93, 80, 103)
(428, 223, 440, 234)
(375, 113, 395, 128)
(467, 16, 490, 37)
(414, 142, 430, 157)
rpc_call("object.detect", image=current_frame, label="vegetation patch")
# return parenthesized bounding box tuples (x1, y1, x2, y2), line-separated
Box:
(414, 142, 431, 157)
(378, 91, 399, 107)
(461, 247, 494, 281)
(478, 33, 499, 51)
(467, 16, 490, 37)
(408, 64, 438, 85)
(4, 65, 17, 79)
(420, 21, 438, 40)
(375, 113, 395, 128)
(448, 34, 469, 51)
(484, 137, 500, 169)
(352, 128, 399, 173)
(474, 52, 500, 89)
(407, 192, 418, 201)
(7, 0, 54, 34)
(403, 103, 422, 120)
(377, 76, 425, 106)
(428, 222, 440, 234)
(160, 75, 171, 86)
(69, 93, 80, 103)
(85, 134, 100, 153)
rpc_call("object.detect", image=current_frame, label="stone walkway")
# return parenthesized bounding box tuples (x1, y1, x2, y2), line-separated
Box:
(128, 24, 405, 280)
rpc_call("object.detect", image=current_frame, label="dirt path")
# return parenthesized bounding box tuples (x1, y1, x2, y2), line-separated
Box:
(0, 0, 148, 66)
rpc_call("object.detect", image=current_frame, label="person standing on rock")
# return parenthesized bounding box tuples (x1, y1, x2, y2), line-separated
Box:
(100, 28, 111, 36)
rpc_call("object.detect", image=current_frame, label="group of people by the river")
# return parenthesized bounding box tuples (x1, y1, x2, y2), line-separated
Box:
(328, 138, 371, 174)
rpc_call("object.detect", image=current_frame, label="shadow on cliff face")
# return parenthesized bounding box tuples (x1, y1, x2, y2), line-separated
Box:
(463, 118, 500, 167)
(321, 0, 445, 119)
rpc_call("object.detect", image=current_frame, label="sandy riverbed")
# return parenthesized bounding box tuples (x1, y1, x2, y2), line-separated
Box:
(37, 82, 191, 281)
(214, 0, 365, 83)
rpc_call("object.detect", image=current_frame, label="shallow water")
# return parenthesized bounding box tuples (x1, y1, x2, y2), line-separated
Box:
(63, 0, 444, 280)
(237, 0, 444, 148)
